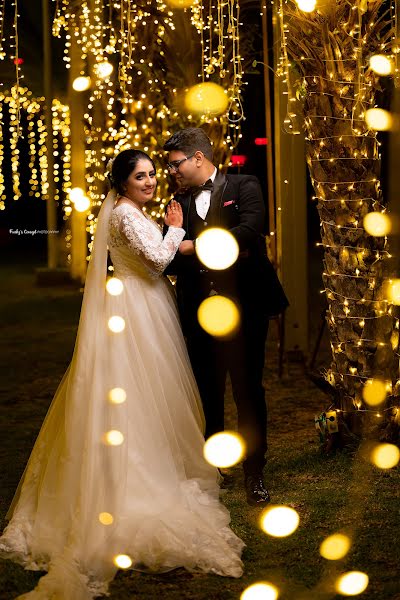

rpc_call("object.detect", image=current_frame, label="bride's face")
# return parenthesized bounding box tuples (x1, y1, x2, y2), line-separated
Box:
(123, 159, 157, 204)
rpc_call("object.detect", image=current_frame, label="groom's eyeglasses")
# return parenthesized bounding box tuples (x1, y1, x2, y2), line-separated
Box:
(166, 155, 195, 172)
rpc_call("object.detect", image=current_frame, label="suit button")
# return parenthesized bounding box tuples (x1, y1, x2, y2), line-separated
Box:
(204, 222, 208, 226)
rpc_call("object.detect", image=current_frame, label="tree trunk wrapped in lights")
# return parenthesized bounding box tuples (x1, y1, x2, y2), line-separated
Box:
(280, 0, 400, 444)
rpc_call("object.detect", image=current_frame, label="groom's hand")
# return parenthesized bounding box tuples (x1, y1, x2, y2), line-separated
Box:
(179, 240, 195, 255)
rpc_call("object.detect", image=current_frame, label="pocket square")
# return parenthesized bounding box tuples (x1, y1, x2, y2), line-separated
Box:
(223, 200, 235, 207)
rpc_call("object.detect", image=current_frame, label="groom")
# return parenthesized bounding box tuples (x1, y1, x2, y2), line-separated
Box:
(163, 128, 288, 505)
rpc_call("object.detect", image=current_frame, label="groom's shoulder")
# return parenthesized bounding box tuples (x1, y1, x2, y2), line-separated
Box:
(225, 173, 261, 186)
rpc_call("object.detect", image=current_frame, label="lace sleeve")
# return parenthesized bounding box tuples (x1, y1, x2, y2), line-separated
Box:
(118, 208, 185, 275)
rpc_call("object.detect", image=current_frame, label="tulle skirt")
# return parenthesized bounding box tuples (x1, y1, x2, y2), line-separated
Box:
(0, 272, 244, 599)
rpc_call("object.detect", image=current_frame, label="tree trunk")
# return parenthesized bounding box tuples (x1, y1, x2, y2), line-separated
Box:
(282, 1, 400, 443)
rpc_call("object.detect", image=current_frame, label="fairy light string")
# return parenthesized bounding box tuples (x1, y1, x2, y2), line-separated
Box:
(0, 88, 71, 214)
(279, 0, 400, 425)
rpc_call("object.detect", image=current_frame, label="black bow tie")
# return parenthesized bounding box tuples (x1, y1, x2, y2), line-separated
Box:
(191, 179, 214, 198)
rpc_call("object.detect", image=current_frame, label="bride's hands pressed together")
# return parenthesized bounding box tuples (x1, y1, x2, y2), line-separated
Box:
(164, 200, 183, 228)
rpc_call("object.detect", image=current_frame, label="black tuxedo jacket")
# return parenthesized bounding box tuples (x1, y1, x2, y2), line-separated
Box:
(164, 172, 289, 333)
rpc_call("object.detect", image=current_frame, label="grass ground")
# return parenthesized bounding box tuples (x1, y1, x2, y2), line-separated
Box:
(0, 256, 399, 600)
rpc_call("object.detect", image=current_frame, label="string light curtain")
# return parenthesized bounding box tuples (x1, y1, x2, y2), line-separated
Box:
(280, 0, 400, 442)
(0, 88, 71, 212)
(52, 0, 245, 226)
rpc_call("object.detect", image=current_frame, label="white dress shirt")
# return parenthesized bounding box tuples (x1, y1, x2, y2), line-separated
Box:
(195, 168, 217, 220)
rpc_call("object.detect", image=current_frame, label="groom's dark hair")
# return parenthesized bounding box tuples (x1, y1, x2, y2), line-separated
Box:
(163, 128, 213, 161)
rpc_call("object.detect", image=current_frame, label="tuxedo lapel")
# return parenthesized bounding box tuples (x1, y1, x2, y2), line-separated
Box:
(206, 172, 227, 225)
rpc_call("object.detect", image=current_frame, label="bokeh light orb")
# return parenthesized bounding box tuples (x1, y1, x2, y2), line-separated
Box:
(108, 387, 127, 405)
(113, 554, 133, 569)
(74, 195, 91, 213)
(387, 279, 400, 305)
(108, 315, 126, 333)
(197, 295, 240, 338)
(362, 379, 387, 406)
(296, 0, 316, 12)
(369, 54, 393, 76)
(196, 228, 239, 270)
(203, 431, 245, 468)
(240, 581, 279, 600)
(72, 76, 91, 91)
(102, 430, 124, 446)
(69, 187, 85, 202)
(371, 443, 400, 469)
(335, 571, 369, 596)
(365, 108, 393, 131)
(185, 82, 229, 116)
(363, 212, 391, 236)
(320, 533, 351, 560)
(98, 512, 114, 525)
(260, 506, 300, 538)
(95, 60, 114, 79)
(106, 277, 124, 296)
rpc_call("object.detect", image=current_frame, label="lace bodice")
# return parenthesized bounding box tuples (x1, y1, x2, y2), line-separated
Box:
(108, 203, 185, 279)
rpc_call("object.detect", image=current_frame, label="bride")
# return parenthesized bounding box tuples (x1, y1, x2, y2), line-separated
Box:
(0, 149, 244, 599)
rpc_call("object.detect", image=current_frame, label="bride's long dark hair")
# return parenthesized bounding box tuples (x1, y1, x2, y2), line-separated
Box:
(110, 149, 157, 195)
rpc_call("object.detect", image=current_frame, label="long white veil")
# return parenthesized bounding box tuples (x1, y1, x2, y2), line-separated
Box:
(3, 188, 130, 598)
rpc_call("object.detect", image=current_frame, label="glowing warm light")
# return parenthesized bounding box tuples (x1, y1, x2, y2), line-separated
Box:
(113, 554, 133, 569)
(72, 76, 91, 92)
(98, 512, 114, 525)
(74, 195, 91, 212)
(95, 61, 114, 79)
(108, 316, 125, 333)
(363, 212, 391, 236)
(197, 295, 240, 338)
(108, 387, 127, 405)
(185, 82, 229, 116)
(69, 187, 85, 202)
(106, 277, 124, 296)
(103, 430, 124, 446)
(371, 443, 400, 469)
(320, 534, 351, 560)
(260, 506, 300, 538)
(365, 108, 393, 131)
(240, 581, 279, 600)
(387, 279, 400, 305)
(335, 571, 369, 596)
(203, 431, 245, 468)
(369, 54, 393, 76)
(362, 379, 387, 406)
(296, 0, 316, 12)
(196, 227, 239, 270)
(166, 0, 193, 6)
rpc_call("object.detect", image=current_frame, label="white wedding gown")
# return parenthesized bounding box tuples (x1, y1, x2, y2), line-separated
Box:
(0, 200, 244, 599)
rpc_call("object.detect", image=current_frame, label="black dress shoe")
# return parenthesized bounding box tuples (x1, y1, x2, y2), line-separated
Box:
(245, 474, 271, 506)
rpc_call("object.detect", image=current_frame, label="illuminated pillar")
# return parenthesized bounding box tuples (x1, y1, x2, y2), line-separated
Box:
(272, 10, 308, 357)
(68, 36, 88, 284)
(42, 0, 58, 269)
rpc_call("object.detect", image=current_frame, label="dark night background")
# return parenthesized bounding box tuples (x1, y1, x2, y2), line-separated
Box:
(0, 1, 320, 267)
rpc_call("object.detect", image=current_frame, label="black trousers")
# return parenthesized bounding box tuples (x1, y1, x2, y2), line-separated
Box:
(185, 308, 269, 476)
